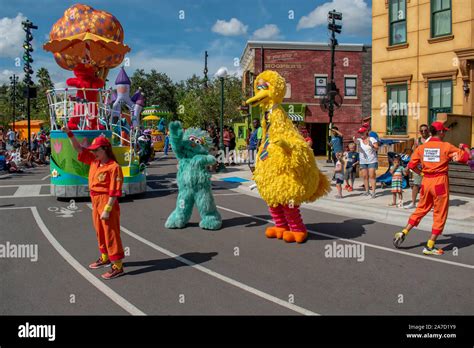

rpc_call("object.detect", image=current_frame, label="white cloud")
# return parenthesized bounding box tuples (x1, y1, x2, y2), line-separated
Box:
(212, 18, 248, 37)
(0, 13, 28, 58)
(251, 24, 282, 40)
(0, 69, 21, 84)
(297, 0, 371, 36)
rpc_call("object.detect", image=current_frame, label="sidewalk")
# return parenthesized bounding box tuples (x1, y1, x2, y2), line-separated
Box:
(211, 160, 474, 236)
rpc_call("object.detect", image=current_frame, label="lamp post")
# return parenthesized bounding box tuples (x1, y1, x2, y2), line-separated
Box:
(326, 9, 342, 163)
(215, 66, 228, 172)
(9, 74, 19, 133)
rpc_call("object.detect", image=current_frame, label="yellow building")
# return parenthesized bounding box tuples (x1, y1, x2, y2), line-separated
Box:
(372, 0, 474, 146)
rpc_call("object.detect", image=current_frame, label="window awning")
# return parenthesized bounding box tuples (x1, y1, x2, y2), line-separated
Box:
(288, 113, 304, 122)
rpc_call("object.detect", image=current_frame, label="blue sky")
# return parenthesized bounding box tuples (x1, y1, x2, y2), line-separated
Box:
(0, 0, 372, 86)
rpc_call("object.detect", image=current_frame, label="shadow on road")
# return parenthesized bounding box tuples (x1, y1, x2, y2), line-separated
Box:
(124, 251, 218, 276)
(306, 218, 375, 241)
(448, 199, 468, 207)
(221, 215, 270, 229)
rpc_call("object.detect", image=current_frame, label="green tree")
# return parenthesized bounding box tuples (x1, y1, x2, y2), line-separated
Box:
(175, 74, 244, 129)
(130, 69, 178, 115)
(34, 67, 54, 121)
(0, 80, 26, 128)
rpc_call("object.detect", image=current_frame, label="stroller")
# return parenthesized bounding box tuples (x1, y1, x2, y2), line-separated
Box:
(376, 152, 411, 189)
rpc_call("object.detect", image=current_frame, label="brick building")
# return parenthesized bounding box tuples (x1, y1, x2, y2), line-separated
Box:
(240, 41, 372, 155)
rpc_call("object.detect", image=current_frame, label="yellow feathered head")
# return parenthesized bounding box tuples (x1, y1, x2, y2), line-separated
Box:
(245, 70, 286, 110)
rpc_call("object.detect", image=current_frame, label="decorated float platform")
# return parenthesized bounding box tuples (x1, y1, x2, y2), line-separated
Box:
(49, 130, 146, 198)
(42, 4, 149, 199)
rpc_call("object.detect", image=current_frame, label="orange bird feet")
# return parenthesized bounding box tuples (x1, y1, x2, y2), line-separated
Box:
(283, 230, 308, 244)
(265, 226, 288, 239)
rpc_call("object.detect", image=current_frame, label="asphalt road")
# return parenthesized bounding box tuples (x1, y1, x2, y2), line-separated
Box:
(1, 155, 473, 315)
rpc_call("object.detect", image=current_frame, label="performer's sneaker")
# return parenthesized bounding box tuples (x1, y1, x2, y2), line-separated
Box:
(88, 258, 111, 269)
(393, 231, 406, 248)
(101, 264, 124, 280)
(422, 247, 444, 256)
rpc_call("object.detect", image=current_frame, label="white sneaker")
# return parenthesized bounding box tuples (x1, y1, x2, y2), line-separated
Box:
(404, 203, 416, 209)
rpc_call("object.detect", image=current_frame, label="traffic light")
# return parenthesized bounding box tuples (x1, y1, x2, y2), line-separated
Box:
(328, 10, 342, 21)
(328, 23, 342, 34)
(21, 19, 37, 87)
(328, 10, 343, 34)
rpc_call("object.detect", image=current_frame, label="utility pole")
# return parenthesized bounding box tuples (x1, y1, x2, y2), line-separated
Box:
(22, 19, 38, 151)
(326, 10, 342, 163)
(9, 74, 18, 132)
(203, 51, 209, 88)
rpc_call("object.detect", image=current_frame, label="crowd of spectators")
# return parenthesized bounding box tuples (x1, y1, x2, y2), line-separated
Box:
(0, 126, 50, 174)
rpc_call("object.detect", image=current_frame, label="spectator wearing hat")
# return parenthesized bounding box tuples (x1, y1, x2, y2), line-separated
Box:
(362, 121, 380, 143)
(63, 126, 125, 279)
(353, 127, 379, 198)
(393, 121, 472, 256)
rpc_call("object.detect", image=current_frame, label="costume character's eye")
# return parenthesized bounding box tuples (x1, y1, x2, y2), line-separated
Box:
(257, 83, 269, 90)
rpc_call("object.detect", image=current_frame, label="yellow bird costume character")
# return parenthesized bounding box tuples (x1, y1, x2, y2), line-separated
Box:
(246, 70, 330, 243)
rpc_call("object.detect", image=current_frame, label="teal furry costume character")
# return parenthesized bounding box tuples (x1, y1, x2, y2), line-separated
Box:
(165, 121, 222, 230)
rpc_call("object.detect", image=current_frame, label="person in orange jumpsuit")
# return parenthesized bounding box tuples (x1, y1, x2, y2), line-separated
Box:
(393, 122, 472, 255)
(63, 126, 125, 279)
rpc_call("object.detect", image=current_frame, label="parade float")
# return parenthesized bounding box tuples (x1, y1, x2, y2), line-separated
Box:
(43, 4, 147, 198)
(141, 105, 171, 154)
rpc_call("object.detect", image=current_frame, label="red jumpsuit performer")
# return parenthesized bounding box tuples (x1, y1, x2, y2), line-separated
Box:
(393, 122, 472, 255)
(63, 126, 125, 279)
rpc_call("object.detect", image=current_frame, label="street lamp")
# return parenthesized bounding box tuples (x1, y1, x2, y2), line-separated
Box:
(215, 66, 228, 172)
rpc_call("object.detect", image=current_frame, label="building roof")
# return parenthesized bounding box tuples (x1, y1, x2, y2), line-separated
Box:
(240, 40, 371, 72)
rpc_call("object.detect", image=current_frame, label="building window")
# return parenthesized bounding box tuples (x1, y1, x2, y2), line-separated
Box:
(344, 77, 357, 97)
(314, 76, 327, 97)
(431, 0, 451, 37)
(387, 84, 408, 135)
(389, 0, 407, 45)
(428, 80, 452, 124)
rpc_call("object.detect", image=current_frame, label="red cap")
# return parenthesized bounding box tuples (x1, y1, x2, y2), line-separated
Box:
(362, 122, 370, 128)
(357, 127, 368, 133)
(87, 135, 111, 150)
(431, 121, 449, 132)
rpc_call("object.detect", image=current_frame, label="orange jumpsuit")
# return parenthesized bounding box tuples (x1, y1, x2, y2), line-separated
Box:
(407, 137, 470, 235)
(78, 149, 125, 261)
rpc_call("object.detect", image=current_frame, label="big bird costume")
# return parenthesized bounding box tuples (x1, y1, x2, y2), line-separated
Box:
(246, 70, 330, 243)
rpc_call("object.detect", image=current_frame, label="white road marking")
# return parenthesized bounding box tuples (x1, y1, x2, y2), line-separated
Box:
(0, 194, 51, 199)
(4, 206, 146, 316)
(85, 204, 317, 315)
(216, 205, 474, 270)
(41, 174, 51, 181)
(147, 179, 177, 184)
(13, 185, 44, 197)
(122, 226, 318, 315)
(214, 193, 243, 196)
(146, 186, 177, 192)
